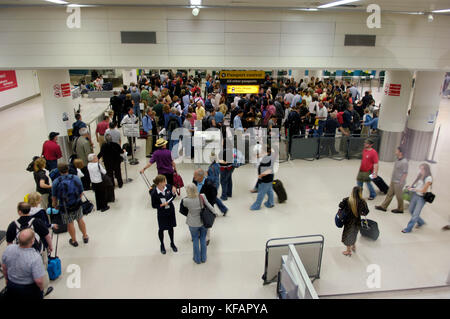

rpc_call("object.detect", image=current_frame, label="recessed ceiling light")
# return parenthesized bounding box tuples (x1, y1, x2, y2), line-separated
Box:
(432, 9, 450, 13)
(45, 0, 69, 4)
(317, 0, 360, 9)
(300, 8, 319, 11)
(192, 7, 200, 16)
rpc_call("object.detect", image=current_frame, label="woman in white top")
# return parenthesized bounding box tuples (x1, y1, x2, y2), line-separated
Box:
(402, 163, 433, 233)
(87, 153, 110, 212)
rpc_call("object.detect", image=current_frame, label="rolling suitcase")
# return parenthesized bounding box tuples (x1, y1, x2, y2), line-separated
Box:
(371, 176, 388, 194)
(360, 217, 380, 240)
(272, 179, 287, 203)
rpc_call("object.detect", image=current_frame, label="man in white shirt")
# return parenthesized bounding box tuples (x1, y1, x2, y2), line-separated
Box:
(284, 89, 294, 105)
(349, 83, 360, 101)
(316, 102, 328, 136)
(121, 108, 138, 151)
(291, 90, 302, 108)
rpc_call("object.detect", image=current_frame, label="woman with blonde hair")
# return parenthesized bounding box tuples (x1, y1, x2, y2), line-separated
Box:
(339, 186, 369, 256)
(180, 183, 216, 264)
(33, 157, 52, 209)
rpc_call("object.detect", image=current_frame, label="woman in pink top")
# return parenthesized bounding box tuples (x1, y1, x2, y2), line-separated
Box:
(188, 106, 197, 126)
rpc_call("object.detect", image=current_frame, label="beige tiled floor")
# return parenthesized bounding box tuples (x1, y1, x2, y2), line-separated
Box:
(0, 95, 449, 299)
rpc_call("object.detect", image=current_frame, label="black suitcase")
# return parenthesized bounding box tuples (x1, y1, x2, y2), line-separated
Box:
(272, 179, 287, 203)
(372, 176, 388, 194)
(360, 218, 380, 240)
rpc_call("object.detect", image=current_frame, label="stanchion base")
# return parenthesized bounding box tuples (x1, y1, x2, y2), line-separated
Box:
(129, 159, 139, 165)
(125, 178, 133, 183)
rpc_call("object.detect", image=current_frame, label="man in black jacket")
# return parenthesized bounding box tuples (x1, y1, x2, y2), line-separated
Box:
(98, 134, 124, 188)
(110, 91, 123, 127)
(193, 169, 217, 206)
(286, 106, 302, 156)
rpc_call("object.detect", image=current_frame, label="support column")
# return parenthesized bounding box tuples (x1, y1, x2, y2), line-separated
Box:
(378, 70, 413, 162)
(406, 71, 444, 161)
(37, 69, 75, 164)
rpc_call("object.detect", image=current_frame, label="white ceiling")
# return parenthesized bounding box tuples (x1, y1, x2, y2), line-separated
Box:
(1, 0, 450, 13)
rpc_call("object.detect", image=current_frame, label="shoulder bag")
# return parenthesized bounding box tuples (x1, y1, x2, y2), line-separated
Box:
(199, 194, 216, 229)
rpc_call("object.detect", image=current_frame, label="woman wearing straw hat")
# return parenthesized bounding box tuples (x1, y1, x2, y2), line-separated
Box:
(140, 138, 177, 186)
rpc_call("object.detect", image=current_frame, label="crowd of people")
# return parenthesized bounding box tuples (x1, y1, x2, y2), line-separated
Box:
(2, 71, 446, 300)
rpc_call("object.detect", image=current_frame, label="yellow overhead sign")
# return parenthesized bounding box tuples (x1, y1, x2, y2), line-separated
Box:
(220, 70, 265, 79)
(227, 85, 260, 94)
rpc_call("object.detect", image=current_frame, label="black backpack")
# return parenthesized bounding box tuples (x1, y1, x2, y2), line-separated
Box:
(15, 218, 43, 253)
(202, 115, 212, 130)
(167, 117, 179, 132)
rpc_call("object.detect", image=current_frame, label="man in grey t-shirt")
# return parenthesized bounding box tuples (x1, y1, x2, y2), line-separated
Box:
(105, 121, 122, 146)
(1, 229, 46, 299)
(376, 146, 408, 214)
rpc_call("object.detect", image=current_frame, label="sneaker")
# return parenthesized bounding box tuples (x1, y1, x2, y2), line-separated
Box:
(44, 287, 54, 297)
(222, 208, 228, 216)
(375, 205, 387, 212)
(170, 243, 178, 252)
(391, 209, 404, 214)
(368, 197, 375, 200)
(160, 245, 166, 255)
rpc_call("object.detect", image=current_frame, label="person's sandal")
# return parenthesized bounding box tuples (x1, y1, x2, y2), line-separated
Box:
(69, 239, 79, 247)
(83, 236, 89, 244)
(342, 251, 352, 256)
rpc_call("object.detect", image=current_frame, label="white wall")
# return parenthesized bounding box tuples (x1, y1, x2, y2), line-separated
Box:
(0, 7, 449, 70)
(0, 70, 40, 110)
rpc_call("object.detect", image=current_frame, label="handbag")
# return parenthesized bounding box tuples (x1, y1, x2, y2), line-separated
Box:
(360, 216, 380, 241)
(81, 194, 94, 215)
(199, 194, 216, 229)
(423, 192, 435, 203)
(173, 172, 184, 196)
(335, 208, 347, 228)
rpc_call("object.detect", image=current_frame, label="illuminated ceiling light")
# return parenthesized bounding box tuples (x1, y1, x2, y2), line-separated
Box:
(299, 8, 319, 11)
(432, 9, 450, 13)
(192, 7, 200, 16)
(427, 13, 434, 22)
(67, 4, 97, 7)
(45, 0, 69, 4)
(318, 0, 360, 9)
(190, 0, 202, 6)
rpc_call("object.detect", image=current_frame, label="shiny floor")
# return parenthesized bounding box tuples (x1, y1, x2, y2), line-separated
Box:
(0, 94, 449, 299)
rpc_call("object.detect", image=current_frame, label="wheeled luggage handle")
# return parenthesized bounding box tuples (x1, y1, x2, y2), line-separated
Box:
(140, 172, 151, 188)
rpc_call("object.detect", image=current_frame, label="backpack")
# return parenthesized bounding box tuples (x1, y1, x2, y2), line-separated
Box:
(49, 168, 60, 182)
(55, 175, 81, 210)
(15, 218, 43, 253)
(167, 117, 179, 132)
(202, 115, 212, 130)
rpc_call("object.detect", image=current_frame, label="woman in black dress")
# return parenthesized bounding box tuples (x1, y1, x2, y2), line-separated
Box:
(339, 186, 369, 257)
(150, 175, 178, 255)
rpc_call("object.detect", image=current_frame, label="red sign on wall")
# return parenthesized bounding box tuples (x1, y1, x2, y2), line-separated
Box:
(0, 70, 18, 92)
(384, 83, 402, 96)
(53, 83, 71, 98)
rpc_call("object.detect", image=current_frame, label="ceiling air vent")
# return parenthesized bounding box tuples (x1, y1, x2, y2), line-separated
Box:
(121, 32, 156, 44)
(344, 34, 376, 46)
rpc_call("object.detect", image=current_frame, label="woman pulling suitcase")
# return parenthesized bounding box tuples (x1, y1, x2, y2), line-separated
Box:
(150, 175, 178, 255)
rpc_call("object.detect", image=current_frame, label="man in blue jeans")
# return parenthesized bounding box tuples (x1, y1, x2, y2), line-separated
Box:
(250, 146, 274, 211)
(356, 138, 378, 200)
(207, 153, 228, 216)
